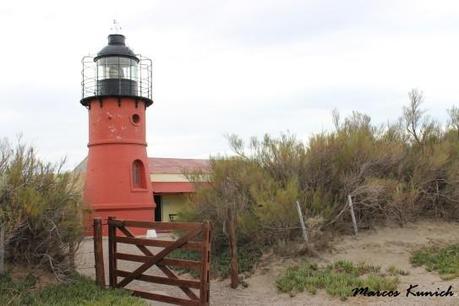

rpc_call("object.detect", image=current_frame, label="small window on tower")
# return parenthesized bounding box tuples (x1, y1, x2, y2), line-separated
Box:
(132, 160, 146, 189)
(132, 114, 140, 124)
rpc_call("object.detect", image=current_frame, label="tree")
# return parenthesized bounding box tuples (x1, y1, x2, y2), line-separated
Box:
(404, 89, 425, 145)
(403, 89, 439, 145)
(447, 106, 459, 136)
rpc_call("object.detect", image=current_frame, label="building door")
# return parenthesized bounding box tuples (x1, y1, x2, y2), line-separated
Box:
(154, 195, 162, 221)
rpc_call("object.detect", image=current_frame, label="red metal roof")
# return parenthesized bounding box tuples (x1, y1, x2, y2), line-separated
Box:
(148, 157, 210, 174)
(75, 157, 210, 175)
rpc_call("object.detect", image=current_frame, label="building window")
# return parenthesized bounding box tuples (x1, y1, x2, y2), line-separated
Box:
(132, 159, 146, 189)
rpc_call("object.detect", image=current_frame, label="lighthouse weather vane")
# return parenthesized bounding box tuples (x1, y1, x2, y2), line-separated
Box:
(110, 19, 122, 34)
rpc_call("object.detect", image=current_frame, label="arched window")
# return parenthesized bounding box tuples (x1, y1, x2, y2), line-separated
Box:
(132, 160, 146, 189)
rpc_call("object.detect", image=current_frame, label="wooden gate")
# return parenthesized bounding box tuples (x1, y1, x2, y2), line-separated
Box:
(104, 217, 211, 306)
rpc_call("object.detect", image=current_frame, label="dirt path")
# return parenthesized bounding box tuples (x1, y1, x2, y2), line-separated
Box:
(210, 220, 459, 306)
(76, 220, 459, 305)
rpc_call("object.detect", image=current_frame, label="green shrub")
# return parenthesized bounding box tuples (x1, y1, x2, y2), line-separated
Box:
(387, 265, 409, 276)
(169, 245, 262, 278)
(411, 244, 459, 280)
(0, 273, 146, 306)
(0, 139, 84, 279)
(210, 245, 262, 278)
(276, 260, 399, 300)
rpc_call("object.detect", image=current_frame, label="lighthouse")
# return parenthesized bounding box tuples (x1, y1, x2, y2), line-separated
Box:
(81, 31, 155, 233)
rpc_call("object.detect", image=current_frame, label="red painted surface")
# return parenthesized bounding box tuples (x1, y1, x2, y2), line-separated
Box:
(84, 97, 155, 235)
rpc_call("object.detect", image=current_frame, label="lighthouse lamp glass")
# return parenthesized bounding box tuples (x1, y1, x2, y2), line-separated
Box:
(97, 56, 138, 81)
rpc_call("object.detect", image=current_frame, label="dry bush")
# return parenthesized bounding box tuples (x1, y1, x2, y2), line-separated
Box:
(0, 139, 84, 280)
(183, 89, 459, 279)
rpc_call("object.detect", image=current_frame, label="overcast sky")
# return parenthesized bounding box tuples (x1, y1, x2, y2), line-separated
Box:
(1, 0, 458, 169)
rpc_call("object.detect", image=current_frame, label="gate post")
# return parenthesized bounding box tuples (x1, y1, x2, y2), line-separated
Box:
(200, 221, 212, 306)
(108, 216, 117, 288)
(93, 218, 105, 288)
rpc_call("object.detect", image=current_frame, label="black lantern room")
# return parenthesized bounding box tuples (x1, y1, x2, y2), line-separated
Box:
(81, 34, 153, 106)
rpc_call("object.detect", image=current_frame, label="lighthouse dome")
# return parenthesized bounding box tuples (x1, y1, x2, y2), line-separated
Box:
(81, 32, 152, 106)
(94, 34, 139, 62)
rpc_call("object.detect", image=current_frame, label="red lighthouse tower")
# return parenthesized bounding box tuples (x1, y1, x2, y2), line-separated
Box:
(81, 32, 154, 233)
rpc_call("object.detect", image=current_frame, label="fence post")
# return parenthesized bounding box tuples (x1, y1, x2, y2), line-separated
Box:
(108, 216, 117, 288)
(200, 221, 211, 306)
(93, 218, 105, 288)
(0, 224, 4, 275)
(295, 201, 309, 244)
(347, 195, 358, 235)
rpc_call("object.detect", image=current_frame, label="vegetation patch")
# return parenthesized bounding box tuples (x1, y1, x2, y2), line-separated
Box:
(410, 244, 459, 280)
(0, 139, 84, 279)
(0, 273, 146, 306)
(182, 91, 459, 286)
(276, 260, 399, 300)
(210, 245, 262, 278)
(168, 244, 262, 278)
(387, 265, 409, 276)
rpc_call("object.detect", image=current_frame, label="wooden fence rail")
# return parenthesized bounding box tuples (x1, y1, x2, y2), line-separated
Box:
(94, 217, 211, 306)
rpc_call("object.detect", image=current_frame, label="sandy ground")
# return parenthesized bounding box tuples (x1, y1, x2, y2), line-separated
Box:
(76, 220, 459, 305)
